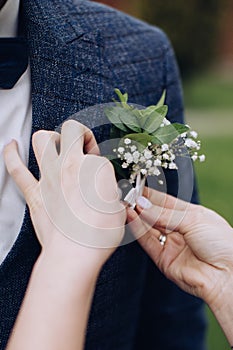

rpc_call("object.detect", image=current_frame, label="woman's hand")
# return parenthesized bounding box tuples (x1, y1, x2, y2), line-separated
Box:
(4, 120, 126, 273)
(4, 121, 126, 350)
(127, 187, 233, 309)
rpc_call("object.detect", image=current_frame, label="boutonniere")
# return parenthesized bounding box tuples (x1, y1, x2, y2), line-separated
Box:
(104, 89, 205, 207)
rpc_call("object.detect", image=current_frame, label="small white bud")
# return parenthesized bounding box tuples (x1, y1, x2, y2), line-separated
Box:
(190, 131, 198, 139)
(161, 144, 169, 152)
(124, 138, 131, 145)
(191, 155, 198, 161)
(199, 155, 206, 162)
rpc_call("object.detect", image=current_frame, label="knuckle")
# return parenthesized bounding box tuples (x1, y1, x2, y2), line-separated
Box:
(154, 208, 166, 227)
(8, 163, 21, 177)
(24, 185, 41, 210)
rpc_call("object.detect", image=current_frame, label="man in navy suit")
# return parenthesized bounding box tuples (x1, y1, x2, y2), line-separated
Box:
(0, 0, 207, 349)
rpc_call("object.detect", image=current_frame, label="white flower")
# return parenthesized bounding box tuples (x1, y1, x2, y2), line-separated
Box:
(163, 118, 171, 126)
(161, 144, 169, 152)
(162, 153, 170, 160)
(190, 131, 198, 139)
(132, 151, 140, 163)
(170, 154, 176, 161)
(154, 159, 162, 166)
(144, 149, 152, 159)
(141, 169, 147, 175)
(118, 147, 125, 154)
(191, 155, 198, 161)
(130, 145, 137, 152)
(124, 138, 131, 145)
(185, 138, 198, 149)
(124, 152, 133, 163)
(146, 160, 153, 168)
(122, 162, 128, 169)
(169, 162, 177, 170)
(140, 156, 146, 162)
(153, 167, 161, 176)
(199, 155, 206, 162)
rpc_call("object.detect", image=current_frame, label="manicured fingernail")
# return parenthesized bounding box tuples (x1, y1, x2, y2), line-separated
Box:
(137, 196, 152, 209)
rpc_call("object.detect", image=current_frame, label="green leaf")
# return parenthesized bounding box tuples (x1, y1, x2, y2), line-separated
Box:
(140, 103, 167, 118)
(153, 123, 189, 144)
(142, 105, 158, 117)
(142, 110, 164, 134)
(155, 105, 168, 118)
(140, 105, 168, 134)
(123, 133, 154, 148)
(110, 125, 126, 139)
(156, 90, 166, 107)
(172, 123, 190, 134)
(118, 108, 142, 133)
(114, 88, 128, 104)
(104, 106, 129, 132)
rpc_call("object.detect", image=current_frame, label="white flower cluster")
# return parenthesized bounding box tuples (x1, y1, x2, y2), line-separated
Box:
(114, 138, 178, 184)
(113, 127, 205, 185)
(179, 129, 205, 162)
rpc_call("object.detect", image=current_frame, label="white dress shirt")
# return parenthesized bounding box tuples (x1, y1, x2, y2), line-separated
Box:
(0, 0, 32, 265)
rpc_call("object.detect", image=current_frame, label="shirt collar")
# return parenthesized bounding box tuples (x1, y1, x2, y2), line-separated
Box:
(0, 0, 20, 37)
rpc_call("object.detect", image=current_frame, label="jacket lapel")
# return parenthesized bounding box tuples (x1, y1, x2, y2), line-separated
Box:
(0, 0, 108, 272)
(22, 0, 108, 175)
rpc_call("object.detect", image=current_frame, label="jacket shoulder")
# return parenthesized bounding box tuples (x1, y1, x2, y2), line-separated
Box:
(66, 0, 170, 51)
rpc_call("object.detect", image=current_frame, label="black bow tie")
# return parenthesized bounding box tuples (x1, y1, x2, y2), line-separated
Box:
(0, 37, 28, 89)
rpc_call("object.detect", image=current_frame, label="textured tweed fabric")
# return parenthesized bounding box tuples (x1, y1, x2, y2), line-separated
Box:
(0, 1, 207, 349)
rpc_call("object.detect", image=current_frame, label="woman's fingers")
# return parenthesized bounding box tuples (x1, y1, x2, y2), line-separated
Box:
(143, 187, 192, 211)
(136, 196, 192, 234)
(32, 131, 60, 170)
(3, 140, 38, 202)
(83, 127, 100, 155)
(60, 120, 99, 160)
(127, 207, 163, 258)
(127, 207, 151, 240)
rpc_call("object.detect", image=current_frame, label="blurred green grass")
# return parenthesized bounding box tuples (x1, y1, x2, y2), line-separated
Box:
(193, 134, 232, 350)
(184, 72, 233, 350)
(194, 136, 233, 226)
(184, 73, 233, 110)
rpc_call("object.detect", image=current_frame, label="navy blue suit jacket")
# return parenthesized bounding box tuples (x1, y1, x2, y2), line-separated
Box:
(0, 1, 207, 349)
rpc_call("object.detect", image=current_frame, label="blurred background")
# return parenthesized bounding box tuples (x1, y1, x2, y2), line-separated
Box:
(93, 1, 233, 349)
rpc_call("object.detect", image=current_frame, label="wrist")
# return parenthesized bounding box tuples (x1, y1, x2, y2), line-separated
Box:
(208, 276, 233, 345)
(36, 237, 102, 285)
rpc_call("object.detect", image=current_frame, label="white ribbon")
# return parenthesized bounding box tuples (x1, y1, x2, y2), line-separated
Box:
(124, 173, 146, 208)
